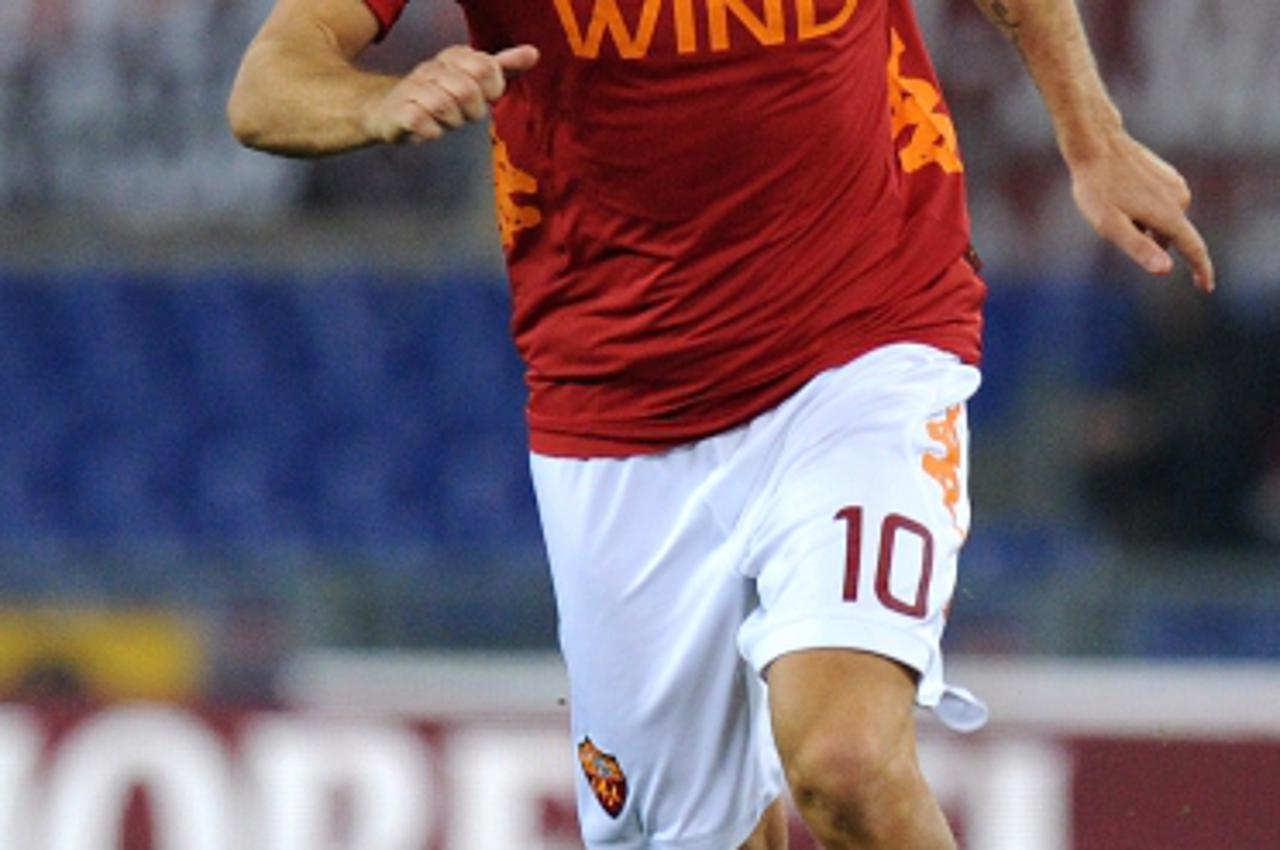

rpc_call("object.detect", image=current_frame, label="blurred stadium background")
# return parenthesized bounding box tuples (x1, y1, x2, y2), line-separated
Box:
(0, 0, 1277, 847)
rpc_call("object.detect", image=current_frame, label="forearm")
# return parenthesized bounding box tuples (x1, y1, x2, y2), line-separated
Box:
(230, 0, 538, 159)
(972, 0, 1123, 166)
(973, 0, 1215, 290)
(228, 33, 395, 156)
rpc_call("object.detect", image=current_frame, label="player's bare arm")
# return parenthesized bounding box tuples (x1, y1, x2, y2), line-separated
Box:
(975, 0, 1216, 292)
(227, 0, 537, 156)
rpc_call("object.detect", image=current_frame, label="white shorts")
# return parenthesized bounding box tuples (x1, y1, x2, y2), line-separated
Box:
(531, 343, 989, 850)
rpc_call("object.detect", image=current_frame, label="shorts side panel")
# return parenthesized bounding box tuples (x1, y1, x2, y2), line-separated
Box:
(736, 346, 981, 710)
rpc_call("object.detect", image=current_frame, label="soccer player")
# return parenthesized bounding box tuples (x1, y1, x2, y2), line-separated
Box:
(228, 0, 1213, 847)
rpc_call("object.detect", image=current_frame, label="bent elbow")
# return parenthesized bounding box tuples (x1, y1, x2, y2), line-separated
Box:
(226, 84, 266, 149)
(226, 47, 285, 152)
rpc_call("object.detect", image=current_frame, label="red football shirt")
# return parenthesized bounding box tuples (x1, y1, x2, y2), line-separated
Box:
(364, 0, 986, 457)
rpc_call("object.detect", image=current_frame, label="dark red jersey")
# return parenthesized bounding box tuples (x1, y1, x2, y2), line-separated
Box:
(364, 0, 986, 457)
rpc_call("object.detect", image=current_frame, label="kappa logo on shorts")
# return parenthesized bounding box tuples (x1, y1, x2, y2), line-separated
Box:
(923, 404, 965, 535)
(578, 737, 628, 818)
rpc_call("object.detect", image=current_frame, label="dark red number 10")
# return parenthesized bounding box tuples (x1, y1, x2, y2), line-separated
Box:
(835, 507, 934, 619)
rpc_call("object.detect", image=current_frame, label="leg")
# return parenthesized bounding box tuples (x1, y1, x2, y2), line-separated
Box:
(768, 650, 955, 850)
(739, 798, 788, 850)
(728, 348, 985, 846)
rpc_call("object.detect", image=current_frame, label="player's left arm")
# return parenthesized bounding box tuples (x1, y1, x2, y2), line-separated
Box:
(973, 0, 1215, 292)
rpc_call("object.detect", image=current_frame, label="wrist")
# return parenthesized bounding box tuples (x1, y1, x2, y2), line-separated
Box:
(1054, 98, 1125, 167)
(355, 73, 402, 144)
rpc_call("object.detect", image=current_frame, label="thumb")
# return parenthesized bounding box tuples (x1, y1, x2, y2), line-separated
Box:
(495, 45, 539, 78)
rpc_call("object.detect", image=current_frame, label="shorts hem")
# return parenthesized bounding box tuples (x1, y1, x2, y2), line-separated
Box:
(742, 615, 939, 706)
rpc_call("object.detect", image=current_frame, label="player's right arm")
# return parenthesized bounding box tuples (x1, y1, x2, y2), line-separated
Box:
(227, 0, 538, 157)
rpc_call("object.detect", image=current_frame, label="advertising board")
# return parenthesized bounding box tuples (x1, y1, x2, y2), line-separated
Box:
(0, 655, 1276, 849)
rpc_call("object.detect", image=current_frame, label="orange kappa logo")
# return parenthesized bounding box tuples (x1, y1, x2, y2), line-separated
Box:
(922, 404, 965, 535)
(887, 29, 963, 175)
(578, 737, 628, 818)
(491, 128, 543, 249)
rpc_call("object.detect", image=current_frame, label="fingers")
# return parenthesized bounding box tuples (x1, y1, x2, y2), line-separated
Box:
(1100, 209, 1215, 294)
(496, 45, 540, 76)
(391, 101, 444, 143)
(435, 45, 511, 102)
(371, 44, 538, 145)
(1102, 211, 1174, 277)
(1169, 217, 1215, 293)
(1074, 141, 1216, 294)
(411, 74, 484, 126)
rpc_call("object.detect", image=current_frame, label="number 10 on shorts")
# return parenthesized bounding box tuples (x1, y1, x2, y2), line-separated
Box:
(835, 507, 934, 619)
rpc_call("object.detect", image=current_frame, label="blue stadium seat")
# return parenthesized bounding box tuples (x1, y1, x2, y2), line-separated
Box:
(1123, 601, 1280, 659)
(0, 268, 1271, 658)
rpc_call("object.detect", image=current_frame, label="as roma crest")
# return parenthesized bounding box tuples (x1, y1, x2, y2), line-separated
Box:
(578, 737, 628, 818)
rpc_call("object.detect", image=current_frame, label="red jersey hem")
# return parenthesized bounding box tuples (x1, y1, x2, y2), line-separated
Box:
(528, 329, 981, 459)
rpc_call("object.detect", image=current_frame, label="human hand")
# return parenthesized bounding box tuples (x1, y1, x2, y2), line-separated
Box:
(1068, 131, 1215, 292)
(365, 44, 538, 144)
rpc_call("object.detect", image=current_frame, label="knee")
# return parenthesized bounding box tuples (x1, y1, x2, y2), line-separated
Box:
(782, 726, 918, 841)
(768, 652, 953, 847)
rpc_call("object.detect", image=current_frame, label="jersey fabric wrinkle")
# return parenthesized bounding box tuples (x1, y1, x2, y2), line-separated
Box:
(366, 0, 986, 457)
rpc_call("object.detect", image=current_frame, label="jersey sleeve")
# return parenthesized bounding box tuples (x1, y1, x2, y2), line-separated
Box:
(361, 0, 408, 40)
